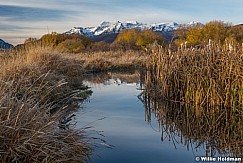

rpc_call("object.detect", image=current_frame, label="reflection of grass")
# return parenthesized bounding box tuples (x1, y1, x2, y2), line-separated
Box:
(0, 46, 92, 162)
(141, 90, 243, 158)
(142, 46, 243, 157)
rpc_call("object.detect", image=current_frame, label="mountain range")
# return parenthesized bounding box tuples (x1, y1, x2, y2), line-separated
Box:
(65, 21, 201, 43)
(65, 21, 201, 37)
(0, 39, 13, 49)
(0, 21, 201, 47)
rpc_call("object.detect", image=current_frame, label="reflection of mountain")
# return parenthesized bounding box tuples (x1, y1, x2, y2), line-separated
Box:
(104, 78, 122, 86)
(82, 71, 142, 86)
(139, 71, 243, 159)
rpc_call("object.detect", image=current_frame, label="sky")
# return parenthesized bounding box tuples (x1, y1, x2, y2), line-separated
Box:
(0, 0, 243, 45)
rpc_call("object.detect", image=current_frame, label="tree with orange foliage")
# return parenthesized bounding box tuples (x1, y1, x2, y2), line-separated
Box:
(114, 29, 140, 49)
(136, 30, 164, 49)
(115, 29, 164, 50)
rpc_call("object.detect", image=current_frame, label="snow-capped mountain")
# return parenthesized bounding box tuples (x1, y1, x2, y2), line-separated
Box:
(65, 21, 201, 37)
(187, 21, 203, 26)
(150, 22, 180, 32)
(66, 21, 145, 36)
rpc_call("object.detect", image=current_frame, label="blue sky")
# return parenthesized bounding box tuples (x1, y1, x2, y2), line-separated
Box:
(0, 0, 242, 45)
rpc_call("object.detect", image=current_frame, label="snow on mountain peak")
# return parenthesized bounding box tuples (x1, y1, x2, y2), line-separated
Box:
(126, 21, 139, 24)
(187, 21, 202, 26)
(65, 21, 202, 37)
(150, 22, 180, 32)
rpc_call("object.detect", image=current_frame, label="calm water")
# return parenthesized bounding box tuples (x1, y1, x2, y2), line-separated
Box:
(75, 72, 236, 163)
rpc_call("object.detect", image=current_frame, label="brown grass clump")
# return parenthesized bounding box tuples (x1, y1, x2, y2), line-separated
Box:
(64, 50, 147, 72)
(0, 46, 92, 162)
(141, 45, 243, 158)
(146, 46, 243, 110)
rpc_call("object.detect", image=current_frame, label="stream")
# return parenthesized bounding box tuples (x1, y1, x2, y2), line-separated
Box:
(75, 71, 239, 163)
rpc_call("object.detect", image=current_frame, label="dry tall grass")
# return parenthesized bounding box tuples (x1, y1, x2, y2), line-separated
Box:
(0, 46, 92, 162)
(141, 45, 243, 158)
(64, 50, 147, 72)
(146, 46, 243, 110)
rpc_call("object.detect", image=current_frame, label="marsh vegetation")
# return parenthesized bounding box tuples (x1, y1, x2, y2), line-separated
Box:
(142, 75, 243, 159)
(1, 20, 243, 162)
(145, 46, 243, 109)
(0, 46, 92, 162)
(140, 42, 243, 160)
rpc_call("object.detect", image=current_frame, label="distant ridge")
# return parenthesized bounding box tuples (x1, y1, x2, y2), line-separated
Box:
(65, 21, 201, 37)
(0, 39, 13, 49)
(65, 21, 201, 43)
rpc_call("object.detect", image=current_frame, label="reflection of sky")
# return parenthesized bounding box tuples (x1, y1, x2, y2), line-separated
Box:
(0, 0, 243, 45)
(76, 80, 207, 163)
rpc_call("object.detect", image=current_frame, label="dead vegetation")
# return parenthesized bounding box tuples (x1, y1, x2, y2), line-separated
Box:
(0, 46, 92, 163)
(140, 44, 243, 158)
(64, 50, 147, 72)
(146, 45, 243, 109)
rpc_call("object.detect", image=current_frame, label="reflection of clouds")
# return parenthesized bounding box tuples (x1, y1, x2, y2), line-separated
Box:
(78, 74, 204, 163)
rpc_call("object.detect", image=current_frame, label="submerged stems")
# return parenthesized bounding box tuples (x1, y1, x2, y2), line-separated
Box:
(141, 45, 243, 158)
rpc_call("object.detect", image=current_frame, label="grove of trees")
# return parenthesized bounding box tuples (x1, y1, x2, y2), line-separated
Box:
(24, 30, 164, 52)
(174, 21, 243, 48)
(113, 29, 165, 50)
(23, 20, 243, 52)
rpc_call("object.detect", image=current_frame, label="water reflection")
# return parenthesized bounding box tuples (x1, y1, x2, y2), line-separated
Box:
(82, 70, 143, 87)
(141, 70, 243, 160)
(78, 70, 242, 163)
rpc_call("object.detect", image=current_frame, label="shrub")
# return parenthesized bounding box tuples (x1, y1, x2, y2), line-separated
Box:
(40, 33, 91, 50)
(57, 38, 85, 53)
(114, 29, 165, 50)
